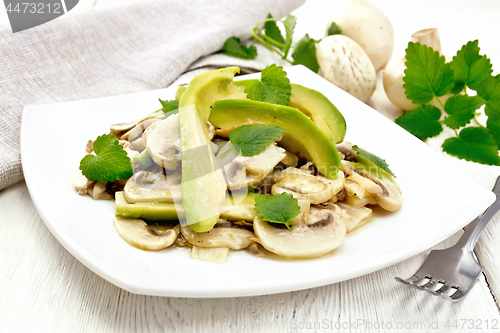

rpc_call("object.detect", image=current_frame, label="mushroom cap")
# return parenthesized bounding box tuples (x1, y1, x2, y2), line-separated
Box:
(271, 167, 344, 204)
(326, 0, 394, 72)
(114, 217, 177, 251)
(253, 202, 346, 259)
(145, 113, 182, 170)
(110, 111, 166, 136)
(341, 160, 402, 212)
(316, 35, 377, 103)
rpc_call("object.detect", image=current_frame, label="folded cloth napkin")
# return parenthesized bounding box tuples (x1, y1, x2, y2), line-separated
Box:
(0, 0, 304, 191)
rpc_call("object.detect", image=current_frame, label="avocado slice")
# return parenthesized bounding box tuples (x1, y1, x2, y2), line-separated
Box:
(178, 67, 246, 232)
(115, 191, 259, 222)
(209, 99, 341, 179)
(234, 80, 346, 143)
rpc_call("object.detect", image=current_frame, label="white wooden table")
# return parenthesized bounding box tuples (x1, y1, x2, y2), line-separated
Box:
(1, 0, 500, 332)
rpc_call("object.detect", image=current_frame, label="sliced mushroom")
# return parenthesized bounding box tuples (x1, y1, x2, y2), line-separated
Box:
(73, 170, 93, 195)
(190, 246, 229, 264)
(271, 167, 344, 204)
(341, 160, 402, 211)
(119, 140, 140, 160)
(114, 217, 177, 251)
(120, 118, 161, 142)
(336, 202, 373, 232)
(181, 222, 254, 250)
(145, 113, 182, 170)
(216, 142, 286, 189)
(110, 111, 166, 136)
(253, 200, 346, 259)
(124, 170, 181, 203)
(343, 178, 377, 207)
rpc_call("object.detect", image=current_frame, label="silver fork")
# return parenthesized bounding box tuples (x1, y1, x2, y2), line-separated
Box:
(396, 176, 500, 302)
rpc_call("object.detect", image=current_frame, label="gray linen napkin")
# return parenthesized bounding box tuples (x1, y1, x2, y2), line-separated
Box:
(0, 0, 304, 191)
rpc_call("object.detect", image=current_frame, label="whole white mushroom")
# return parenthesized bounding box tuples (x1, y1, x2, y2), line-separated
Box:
(316, 35, 377, 103)
(325, 0, 394, 72)
(383, 28, 444, 110)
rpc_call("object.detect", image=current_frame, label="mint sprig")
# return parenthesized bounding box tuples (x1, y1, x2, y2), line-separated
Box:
(79, 134, 133, 182)
(327, 22, 342, 36)
(229, 124, 285, 157)
(158, 99, 179, 116)
(291, 34, 320, 73)
(244, 64, 291, 105)
(220, 37, 257, 59)
(254, 193, 301, 231)
(396, 40, 500, 166)
(352, 145, 395, 178)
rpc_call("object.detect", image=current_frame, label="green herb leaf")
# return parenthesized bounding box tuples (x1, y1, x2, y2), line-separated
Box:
(477, 75, 500, 119)
(442, 127, 500, 165)
(487, 117, 500, 149)
(403, 42, 455, 104)
(254, 193, 301, 231)
(395, 105, 443, 139)
(443, 95, 484, 129)
(449, 40, 492, 92)
(291, 34, 320, 73)
(281, 15, 297, 59)
(158, 98, 179, 116)
(264, 13, 285, 48)
(79, 134, 133, 182)
(352, 145, 395, 177)
(229, 124, 285, 157)
(327, 22, 342, 36)
(220, 36, 257, 59)
(244, 64, 292, 105)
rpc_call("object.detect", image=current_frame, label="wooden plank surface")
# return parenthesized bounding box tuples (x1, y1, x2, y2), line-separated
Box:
(1, 181, 499, 332)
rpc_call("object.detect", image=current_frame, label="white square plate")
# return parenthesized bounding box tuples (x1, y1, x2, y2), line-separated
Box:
(21, 66, 495, 297)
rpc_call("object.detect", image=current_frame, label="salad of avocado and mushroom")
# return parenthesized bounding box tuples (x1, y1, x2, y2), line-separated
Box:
(73, 64, 402, 263)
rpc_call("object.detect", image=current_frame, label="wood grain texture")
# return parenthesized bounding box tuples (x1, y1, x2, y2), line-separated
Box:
(1, 182, 499, 333)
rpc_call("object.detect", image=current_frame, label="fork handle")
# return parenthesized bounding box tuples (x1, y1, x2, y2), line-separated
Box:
(454, 176, 500, 252)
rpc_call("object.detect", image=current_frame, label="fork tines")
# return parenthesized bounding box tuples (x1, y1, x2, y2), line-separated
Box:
(395, 275, 461, 300)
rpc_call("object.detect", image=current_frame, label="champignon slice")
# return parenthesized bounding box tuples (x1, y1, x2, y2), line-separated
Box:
(114, 217, 177, 251)
(119, 140, 140, 160)
(271, 167, 344, 204)
(343, 178, 377, 207)
(253, 201, 346, 259)
(124, 170, 181, 203)
(145, 113, 182, 170)
(121, 118, 161, 142)
(216, 142, 286, 189)
(190, 246, 230, 264)
(181, 222, 254, 250)
(73, 170, 92, 195)
(110, 111, 166, 136)
(336, 202, 373, 232)
(341, 161, 402, 211)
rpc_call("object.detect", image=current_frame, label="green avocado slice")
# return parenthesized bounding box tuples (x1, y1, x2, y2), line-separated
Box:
(115, 191, 259, 222)
(234, 80, 346, 143)
(178, 67, 247, 232)
(209, 99, 341, 179)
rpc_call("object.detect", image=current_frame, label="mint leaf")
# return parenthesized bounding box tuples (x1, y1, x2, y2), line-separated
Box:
(80, 134, 133, 182)
(443, 95, 484, 129)
(281, 15, 297, 59)
(327, 22, 342, 36)
(450, 40, 492, 92)
(220, 37, 257, 59)
(291, 34, 320, 73)
(158, 99, 179, 116)
(442, 127, 500, 165)
(229, 124, 285, 157)
(403, 42, 455, 104)
(487, 118, 500, 149)
(264, 13, 285, 47)
(254, 193, 301, 231)
(244, 64, 292, 105)
(395, 105, 443, 139)
(352, 145, 395, 177)
(477, 75, 500, 119)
